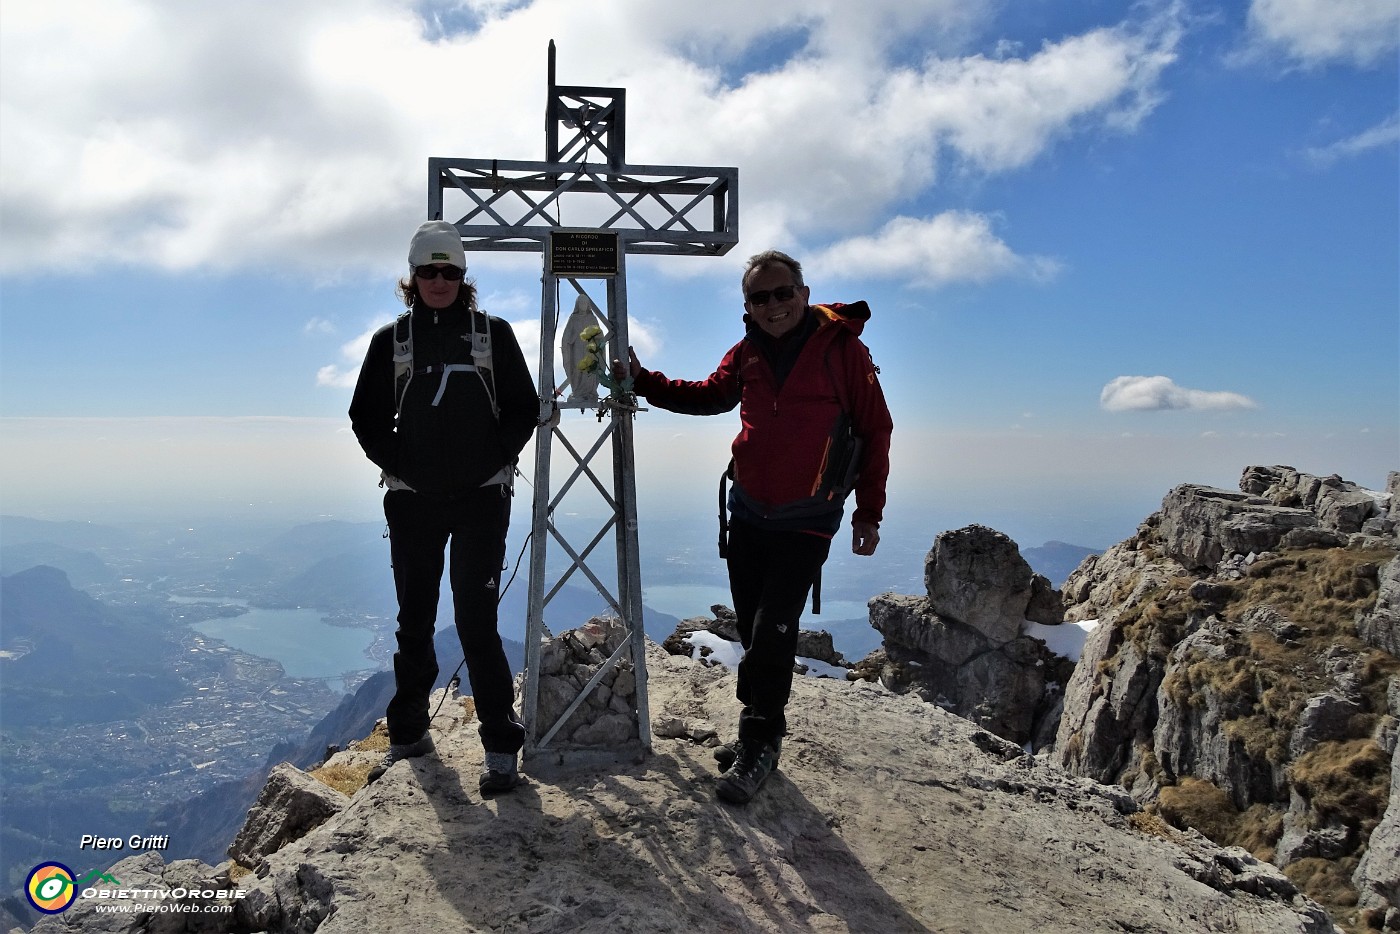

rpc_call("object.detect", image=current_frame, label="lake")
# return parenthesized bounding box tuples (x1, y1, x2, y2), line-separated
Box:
(189, 606, 378, 689)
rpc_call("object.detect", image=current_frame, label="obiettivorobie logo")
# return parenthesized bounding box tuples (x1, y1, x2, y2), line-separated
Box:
(24, 860, 245, 916)
(24, 863, 119, 915)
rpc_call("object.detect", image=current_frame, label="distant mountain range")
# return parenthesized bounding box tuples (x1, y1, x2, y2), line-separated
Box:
(1020, 540, 1100, 587)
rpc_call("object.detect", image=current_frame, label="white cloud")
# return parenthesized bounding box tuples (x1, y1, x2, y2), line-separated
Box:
(810, 212, 1060, 287)
(0, 0, 1183, 286)
(316, 321, 386, 389)
(508, 318, 542, 375)
(1100, 375, 1259, 413)
(1245, 0, 1400, 68)
(1304, 114, 1400, 166)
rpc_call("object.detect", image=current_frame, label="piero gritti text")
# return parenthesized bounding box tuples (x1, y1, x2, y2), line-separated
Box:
(80, 834, 170, 850)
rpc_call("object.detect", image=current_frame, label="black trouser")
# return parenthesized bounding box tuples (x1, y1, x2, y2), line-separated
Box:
(725, 519, 832, 747)
(383, 487, 524, 754)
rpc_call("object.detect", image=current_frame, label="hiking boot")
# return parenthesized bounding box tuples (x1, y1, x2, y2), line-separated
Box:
(716, 740, 779, 805)
(366, 733, 435, 784)
(714, 736, 781, 774)
(479, 751, 520, 796)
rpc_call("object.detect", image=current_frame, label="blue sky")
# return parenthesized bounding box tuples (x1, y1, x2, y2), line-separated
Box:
(1, 0, 1396, 551)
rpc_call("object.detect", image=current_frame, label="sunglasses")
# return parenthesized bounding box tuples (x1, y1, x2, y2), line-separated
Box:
(414, 264, 465, 281)
(746, 285, 798, 306)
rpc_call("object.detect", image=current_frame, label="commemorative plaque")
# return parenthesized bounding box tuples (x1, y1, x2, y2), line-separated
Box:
(547, 229, 620, 278)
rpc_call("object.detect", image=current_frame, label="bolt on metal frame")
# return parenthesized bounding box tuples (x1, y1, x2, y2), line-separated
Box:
(426, 43, 737, 764)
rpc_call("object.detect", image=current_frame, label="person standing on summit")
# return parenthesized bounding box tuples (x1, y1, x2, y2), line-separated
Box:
(615, 249, 893, 805)
(349, 220, 537, 794)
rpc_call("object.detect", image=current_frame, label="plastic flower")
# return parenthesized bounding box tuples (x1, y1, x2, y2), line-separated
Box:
(572, 322, 623, 393)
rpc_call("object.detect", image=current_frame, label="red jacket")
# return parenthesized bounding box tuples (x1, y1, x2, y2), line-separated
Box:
(634, 302, 893, 529)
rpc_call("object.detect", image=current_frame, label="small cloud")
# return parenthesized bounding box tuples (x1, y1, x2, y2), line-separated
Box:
(811, 212, 1061, 288)
(1304, 114, 1400, 166)
(304, 317, 336, 336)
(1243, 0, 1399, 69)
(316, 321, 384, 389)
(627, 318, 662, 360)
(316, 364, 357, 390)
(1100, 375, 1258, 412)
(478, 289, 536, 317)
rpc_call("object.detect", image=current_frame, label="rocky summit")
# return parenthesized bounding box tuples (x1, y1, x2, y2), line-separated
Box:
(32, 657, 1331, 933)
(20, 464, 1396, 934)
(1055, 466, 1399, 931)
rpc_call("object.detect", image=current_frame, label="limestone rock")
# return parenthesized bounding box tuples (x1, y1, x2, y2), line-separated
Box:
(870, 610, 1064, 749)
(869, 593, 986, 667)
(794, 628, 844, 666)
(1290, 692, 1365, 759)
(1152, 623, 1289, 806)
(227, 761, 349, 868)
(1158, 483, 1318, 572)
(1242, 465, 1388, 536)
(1061, 529, 1184, 622)
(925, 524, 1036, 643)
(1054, 464, 1398, 929)
(1354, 687, 1400, 917)
(1357, 556, 1400, 656)
(1026, 573, 1065, 626)
(1055, 618, 1159, 785)
(533, 616, 642, 751)
(1277, 787, 1359, 865)
(867, 526, 1072, 749)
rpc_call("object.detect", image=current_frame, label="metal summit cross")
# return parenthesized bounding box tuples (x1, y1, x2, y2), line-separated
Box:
(426, 43, 738, 764)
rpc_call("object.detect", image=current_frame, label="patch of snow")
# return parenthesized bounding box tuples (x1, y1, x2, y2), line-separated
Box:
(1024, 619, 1098, 661)
(684, 630, 849, 678)
(684, 630, 743, 668)
(798, 657, 850, 679)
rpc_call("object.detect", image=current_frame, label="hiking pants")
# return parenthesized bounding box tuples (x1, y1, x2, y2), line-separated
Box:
(383, 487, 524, 754)
(725, 518, 832, 747)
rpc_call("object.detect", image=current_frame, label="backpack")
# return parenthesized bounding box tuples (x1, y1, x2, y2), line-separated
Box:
(391, 309, 498, 420)
(378, 309, 506, 494)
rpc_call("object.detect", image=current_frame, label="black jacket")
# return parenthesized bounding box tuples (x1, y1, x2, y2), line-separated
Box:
(349, 303, 537, 496)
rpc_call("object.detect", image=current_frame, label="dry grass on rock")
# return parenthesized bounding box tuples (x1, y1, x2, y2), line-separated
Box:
(1089, 542, 1397, 933)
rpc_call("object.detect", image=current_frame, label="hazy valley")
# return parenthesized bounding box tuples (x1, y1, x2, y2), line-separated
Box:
(0, 509, 1088, 913)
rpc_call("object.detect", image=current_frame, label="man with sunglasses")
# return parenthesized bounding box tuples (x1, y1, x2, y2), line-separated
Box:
(616, 249, 893, 805)
(350, 220, 537, 794)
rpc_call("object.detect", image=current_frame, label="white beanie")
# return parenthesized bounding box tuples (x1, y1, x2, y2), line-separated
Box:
(408, 220, 466, 269)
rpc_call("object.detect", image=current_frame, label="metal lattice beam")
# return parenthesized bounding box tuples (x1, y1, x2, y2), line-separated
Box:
(429, 158, 738, 255)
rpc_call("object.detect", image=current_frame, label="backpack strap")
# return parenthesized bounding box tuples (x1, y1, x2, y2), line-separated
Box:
(822, 328, 852, 413)
(392, 311, 414, 417)
(391, 309, 499, 421)
(470, 311, 498, 420)
(717, 458, 734, 559)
